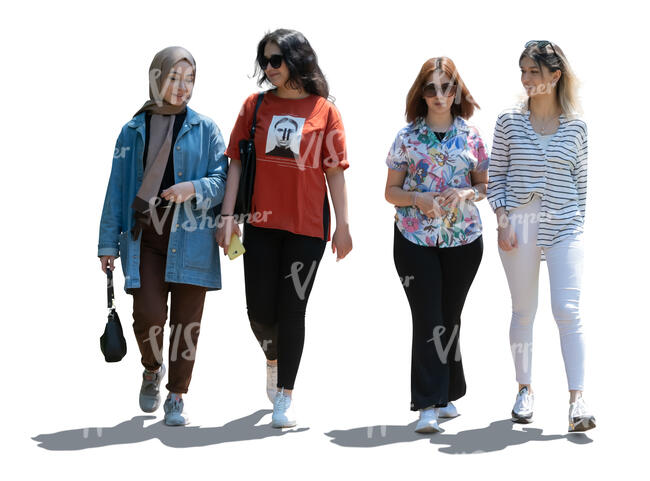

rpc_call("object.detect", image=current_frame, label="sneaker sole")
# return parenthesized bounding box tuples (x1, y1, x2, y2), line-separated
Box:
(569, 415, 596, 432)
(271, 419, 297, 428)
(165, 417, 190, 427)
(511, 410, 533, 424)
(415, 423, 442, 434)
(139, 398, 161, 413)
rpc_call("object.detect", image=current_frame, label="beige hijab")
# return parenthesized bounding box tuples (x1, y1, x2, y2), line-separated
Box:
(130, 46, 196, 238)
(134, 46, 196, 117)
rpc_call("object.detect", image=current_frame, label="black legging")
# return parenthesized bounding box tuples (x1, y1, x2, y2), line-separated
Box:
(393, 223, 483, 411)
(242, 222, 326, 390)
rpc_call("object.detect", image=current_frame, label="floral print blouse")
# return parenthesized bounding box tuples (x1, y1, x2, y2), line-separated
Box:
(386, 116, 489, 247)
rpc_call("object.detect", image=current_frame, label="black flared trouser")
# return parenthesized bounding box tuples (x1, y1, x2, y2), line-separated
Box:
(393, 224, 483, 411)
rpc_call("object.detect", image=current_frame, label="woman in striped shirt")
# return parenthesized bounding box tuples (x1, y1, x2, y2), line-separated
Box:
(488, 40, 595, 432)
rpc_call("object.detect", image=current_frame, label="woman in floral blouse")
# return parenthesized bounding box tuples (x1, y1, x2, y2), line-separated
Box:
(384, 57, 488, 434)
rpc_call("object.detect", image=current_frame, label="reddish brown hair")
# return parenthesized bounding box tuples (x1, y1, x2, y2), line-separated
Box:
(405, 57, 480, 122)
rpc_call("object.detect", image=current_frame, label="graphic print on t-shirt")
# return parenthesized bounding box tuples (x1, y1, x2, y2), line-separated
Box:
(265, 115, 305, 159)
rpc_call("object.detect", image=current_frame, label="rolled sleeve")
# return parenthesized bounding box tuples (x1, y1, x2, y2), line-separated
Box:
(386, 131, 408, 171)
(487, 114, 510, 211)
(321, 105, 349, 172)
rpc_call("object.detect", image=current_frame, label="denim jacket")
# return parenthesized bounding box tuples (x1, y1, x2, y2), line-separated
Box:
(98, 107, 228, 292)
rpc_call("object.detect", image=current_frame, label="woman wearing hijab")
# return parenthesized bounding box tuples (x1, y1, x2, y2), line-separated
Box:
(216, 29, 352, 428)
(98, 46, 228, 426)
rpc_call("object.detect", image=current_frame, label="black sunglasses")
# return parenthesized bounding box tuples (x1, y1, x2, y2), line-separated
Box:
(259, 54, 284, 70)
(422, 82, 457, 98)
(525, 40, 558, 57)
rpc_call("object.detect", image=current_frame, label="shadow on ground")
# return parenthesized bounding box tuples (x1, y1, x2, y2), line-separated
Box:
(325, 418, 593, 453)
(32, 410, 308, 450)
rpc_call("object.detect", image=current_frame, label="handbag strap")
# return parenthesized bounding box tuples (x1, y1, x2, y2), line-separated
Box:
(249, 92, 265, 139)
(107, 269, 115, 309)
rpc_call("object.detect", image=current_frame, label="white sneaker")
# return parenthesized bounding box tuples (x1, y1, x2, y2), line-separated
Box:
(436, 402, 459, 418)
(266, 362, 278, 404)
(415, 407, 441, 433)
(568, 395, 596, 432)
(511, 386, 534, 423)
(271, 388, 296, 428)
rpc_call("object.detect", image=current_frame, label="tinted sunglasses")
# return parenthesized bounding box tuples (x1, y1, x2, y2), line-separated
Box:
(259, 54, 284, 70)
(525, 40, 558, 57)
(422, 82, 457, 98)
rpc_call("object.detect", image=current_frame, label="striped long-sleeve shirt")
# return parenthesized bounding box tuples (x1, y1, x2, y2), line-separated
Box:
(487, 106, 588, 247)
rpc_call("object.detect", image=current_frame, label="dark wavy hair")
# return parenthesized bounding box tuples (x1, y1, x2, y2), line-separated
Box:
(254, 29, 330, 100)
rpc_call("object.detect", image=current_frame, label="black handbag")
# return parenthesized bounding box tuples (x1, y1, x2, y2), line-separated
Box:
(100, 268, 127, 362)
(233, 92, 265, 218)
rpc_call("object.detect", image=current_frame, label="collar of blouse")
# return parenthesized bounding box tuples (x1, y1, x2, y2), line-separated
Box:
(414, 115, 471, 138)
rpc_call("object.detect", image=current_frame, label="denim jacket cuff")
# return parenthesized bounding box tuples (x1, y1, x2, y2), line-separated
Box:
(98, 246, 119, 258)
(190, 179, 209, 210)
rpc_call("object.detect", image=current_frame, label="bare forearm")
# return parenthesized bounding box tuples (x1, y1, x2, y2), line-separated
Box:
(220, 159, 241, 215)
(385, 186, 419, 207)
(495, 206, 509, 227)
(325, 168, 349, 228)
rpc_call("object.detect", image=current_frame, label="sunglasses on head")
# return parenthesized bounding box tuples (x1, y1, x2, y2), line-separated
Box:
(422, 82, 457, 98)
(525, 40, 558, 57)
(259, 54, 284, 70)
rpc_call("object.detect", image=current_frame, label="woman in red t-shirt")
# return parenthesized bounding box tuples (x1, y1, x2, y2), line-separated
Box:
(216, 29, 353, 428)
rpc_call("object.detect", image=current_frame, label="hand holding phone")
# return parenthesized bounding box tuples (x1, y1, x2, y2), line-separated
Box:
(227, 233, 245, 260)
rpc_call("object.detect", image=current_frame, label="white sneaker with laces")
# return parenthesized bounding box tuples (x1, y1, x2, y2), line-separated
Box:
(568, 395, 596, 432)
(415, 407, 441, 433)
(436, 402, 459, 418)
(271, 388, 296, 428)
(266, 362, 278, 404)
(511, 386, 534, 423)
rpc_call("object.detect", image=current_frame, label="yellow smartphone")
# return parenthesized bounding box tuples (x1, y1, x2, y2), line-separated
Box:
(227, 233, 245, 260)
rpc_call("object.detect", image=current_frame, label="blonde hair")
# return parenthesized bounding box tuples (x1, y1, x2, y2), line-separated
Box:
(519, 41, 582, 118)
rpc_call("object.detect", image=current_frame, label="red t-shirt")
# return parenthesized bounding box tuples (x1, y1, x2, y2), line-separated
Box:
(226, 91, 348, 241)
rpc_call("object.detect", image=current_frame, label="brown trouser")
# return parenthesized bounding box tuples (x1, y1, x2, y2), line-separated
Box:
(131, 205, 207, 394)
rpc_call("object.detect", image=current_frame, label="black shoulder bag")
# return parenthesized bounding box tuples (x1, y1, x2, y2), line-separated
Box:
(100, 268, 127, 362)
(234, 92, 265, 218)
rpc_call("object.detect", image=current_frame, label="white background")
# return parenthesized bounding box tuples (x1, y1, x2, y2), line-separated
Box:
(3, 0, 648, 479)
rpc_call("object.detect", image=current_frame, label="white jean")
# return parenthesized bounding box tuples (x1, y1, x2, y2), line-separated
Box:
(499, 196, 585, 391)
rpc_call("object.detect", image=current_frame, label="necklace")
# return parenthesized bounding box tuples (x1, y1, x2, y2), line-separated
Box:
(531, 111, 560, 135)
